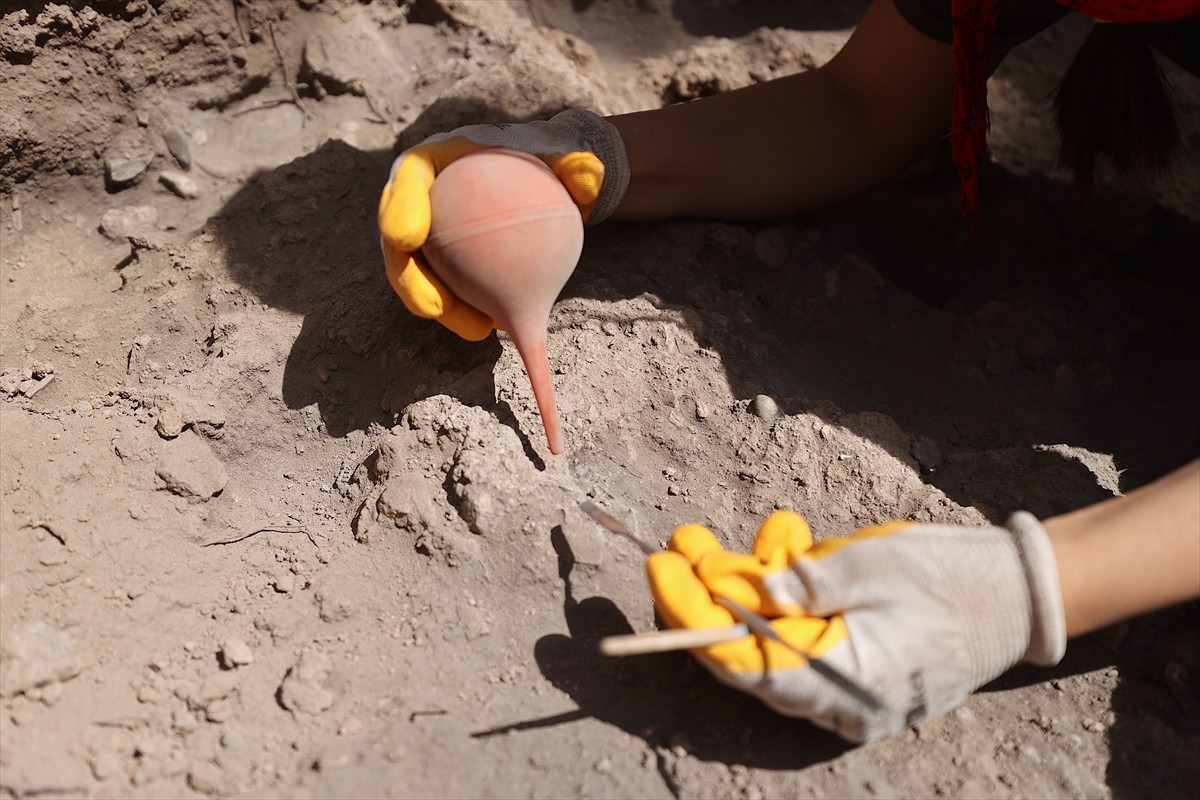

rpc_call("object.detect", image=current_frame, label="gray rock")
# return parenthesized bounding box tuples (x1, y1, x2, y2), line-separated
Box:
(220, 638, 253, 669)
(105, 154, 153, 188)
(155, 431, 228, 502)
(159, 170, 200, 199)
(278, 651, 334, 714)
(100, 205, 159, 241)
(163, 126, 192, 169)
(154, 403, 186, 438)
(750, 394, 779, 423)
(0, 621, 83, 698)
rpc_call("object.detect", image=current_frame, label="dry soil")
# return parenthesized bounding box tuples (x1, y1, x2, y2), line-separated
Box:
(1, 1, 1198, 798)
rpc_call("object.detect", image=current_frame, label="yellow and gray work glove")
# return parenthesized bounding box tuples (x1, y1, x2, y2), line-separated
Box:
(647, 511, 1067, 743)
(377, 109, 629, 341)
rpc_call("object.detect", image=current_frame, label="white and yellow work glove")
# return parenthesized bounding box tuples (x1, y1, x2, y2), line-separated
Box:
(377, 109, 629, 341)
(647, 511, 1067, 743)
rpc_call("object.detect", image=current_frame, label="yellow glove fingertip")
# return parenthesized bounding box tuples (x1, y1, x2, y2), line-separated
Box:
(385, 252, 445, 319)
(379, 149, 439, 251)
(753, 510, 814, 567)
(647, 551, 735, 632)
(695, 551, 770, 614)
(666, 523, 723, 565)
(439, 302, 495, 342)
(547, 151, 604, 221)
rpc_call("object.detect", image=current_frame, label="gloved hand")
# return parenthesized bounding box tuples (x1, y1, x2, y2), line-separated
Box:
(377, 109, 629, 340)
(646, 510, 1067, 743)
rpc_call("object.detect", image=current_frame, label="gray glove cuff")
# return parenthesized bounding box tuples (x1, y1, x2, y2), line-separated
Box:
(1006, 511, 1068, 666)
(548, 109, 630, 226)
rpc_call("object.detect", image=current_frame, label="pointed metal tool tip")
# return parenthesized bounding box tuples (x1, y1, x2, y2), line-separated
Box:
(578, 500, 659, 555)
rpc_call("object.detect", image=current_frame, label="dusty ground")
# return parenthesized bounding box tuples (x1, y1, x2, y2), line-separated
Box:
(1, 1, 1198, 798)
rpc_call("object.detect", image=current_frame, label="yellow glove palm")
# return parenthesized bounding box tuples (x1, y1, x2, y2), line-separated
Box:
(648, 513, 845, 674)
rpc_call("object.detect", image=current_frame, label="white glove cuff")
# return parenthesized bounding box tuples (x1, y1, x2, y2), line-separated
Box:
(1006, 511, 1068, 666)
(548, 109, 630, 225)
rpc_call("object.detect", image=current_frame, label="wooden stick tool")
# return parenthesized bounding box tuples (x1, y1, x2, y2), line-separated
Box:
(599, 624, 750, 656)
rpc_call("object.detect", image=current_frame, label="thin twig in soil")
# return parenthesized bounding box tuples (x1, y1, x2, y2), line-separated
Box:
(91, 716, 149, 729)
(230, 0, 247, 46)
(21, 520, 66, 545)
(203, 526, 321, 548)
(270, 23, 306, 124)
(0, 783, 89, 799)
(234, 22, 310, 120)
(231, 97, 299, 117)
(409, 708, 448, 722)
(364, 92, 389, 124)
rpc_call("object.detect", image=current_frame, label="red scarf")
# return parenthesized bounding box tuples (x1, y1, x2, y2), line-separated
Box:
(950, 0, 1200, 232)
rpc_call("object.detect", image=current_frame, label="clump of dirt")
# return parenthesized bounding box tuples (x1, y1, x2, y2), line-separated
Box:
(2, 1, 1197, 798)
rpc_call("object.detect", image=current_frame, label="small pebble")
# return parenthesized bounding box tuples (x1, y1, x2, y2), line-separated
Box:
(99, 205, 159, 240)
(137, 684, 166, 704)
(160, 170, 200, 199)
(750, 394, 779, 423)
(163, 126, 192, 169)
(90, 750, 125, 781)
(173, 707, 197, 733)
(188, 762, 224, 794)
(205, 699, 233, 723)
(220, 637, 253, 669)
(106, 154, 152, 188)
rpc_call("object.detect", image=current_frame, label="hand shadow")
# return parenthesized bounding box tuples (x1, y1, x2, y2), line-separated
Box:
(209, 137, 505, 439)
(490, 527, 853, 771)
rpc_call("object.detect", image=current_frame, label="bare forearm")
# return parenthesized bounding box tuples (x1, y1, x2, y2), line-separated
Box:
(607, 0, 956, 221)
(1045, 460, 1200, 638)
(608, 71, 877, 220)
